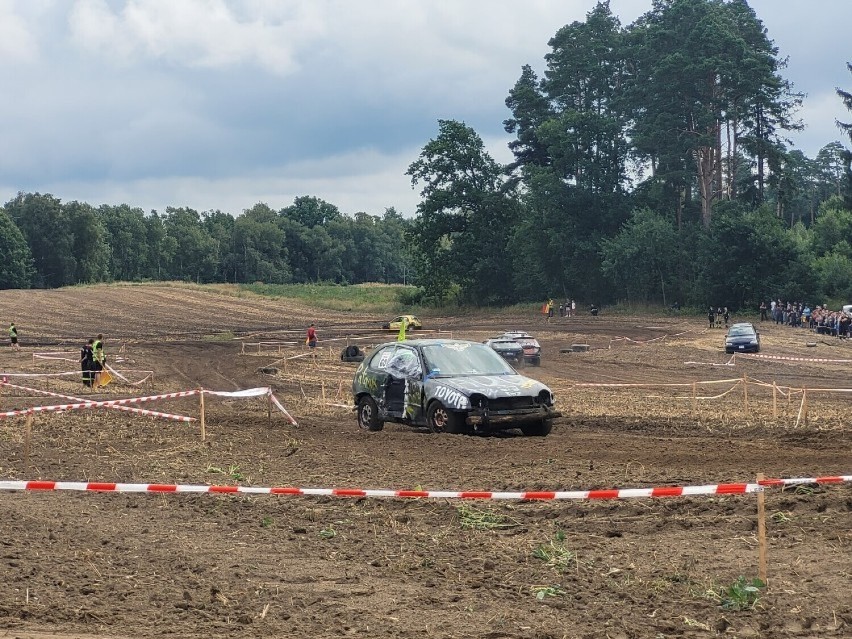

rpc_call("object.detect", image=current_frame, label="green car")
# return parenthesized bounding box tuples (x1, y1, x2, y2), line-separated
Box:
(352, 339, 560, 436)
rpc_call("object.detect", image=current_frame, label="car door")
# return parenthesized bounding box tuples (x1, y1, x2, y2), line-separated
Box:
(383, 345, 425, 422)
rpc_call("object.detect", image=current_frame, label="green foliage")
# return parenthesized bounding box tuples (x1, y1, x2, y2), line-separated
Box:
(601, 209, 682, 305)
(719, 576, 765, 611)
(456, 504, 517, 531)
(406, 119, 516, 305)
(532, 585, 567, 600)
(0, 208, 34, 288)
(532, 530, 575, 572)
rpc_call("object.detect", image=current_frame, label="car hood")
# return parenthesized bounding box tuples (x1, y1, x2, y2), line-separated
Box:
(427, 374, 548, 399)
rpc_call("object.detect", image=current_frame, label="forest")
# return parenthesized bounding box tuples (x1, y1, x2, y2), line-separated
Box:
(2, 0, 851, 311)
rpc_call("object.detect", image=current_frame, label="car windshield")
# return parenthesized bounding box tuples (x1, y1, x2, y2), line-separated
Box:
(422, 343, 515, 376)
(728, 326, 755, 337)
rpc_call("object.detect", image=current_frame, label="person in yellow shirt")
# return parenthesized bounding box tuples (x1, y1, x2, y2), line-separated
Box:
(397, 317, 409, 342)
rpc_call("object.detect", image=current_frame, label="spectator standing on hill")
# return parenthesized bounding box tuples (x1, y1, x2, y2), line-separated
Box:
(9, 322, 19, 352)
(571, 299, 576, 317)
(80, 338, 94, 387)
(723, 307, 730, 328)
(708, 307, 715, 328)
(759, 301, 767, 321)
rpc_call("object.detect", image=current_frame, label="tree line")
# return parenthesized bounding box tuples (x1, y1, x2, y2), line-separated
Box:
(0, 194, 412, 290)
(2, 0, 851, 312)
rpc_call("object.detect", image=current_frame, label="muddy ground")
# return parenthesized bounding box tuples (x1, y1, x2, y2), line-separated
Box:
(0, 285, 850, 639)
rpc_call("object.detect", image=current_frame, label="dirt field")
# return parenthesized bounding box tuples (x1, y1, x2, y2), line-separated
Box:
(0, 285, 850, 639)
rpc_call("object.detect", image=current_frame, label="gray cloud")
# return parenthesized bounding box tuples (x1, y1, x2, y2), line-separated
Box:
(1, 0, 850, 217)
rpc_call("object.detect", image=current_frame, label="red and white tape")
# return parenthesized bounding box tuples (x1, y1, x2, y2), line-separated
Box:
(0, 379, 297, 425)
(0, 475, 847, 499)
(0, 380, 195, 422)
(0, 389, 199, 419)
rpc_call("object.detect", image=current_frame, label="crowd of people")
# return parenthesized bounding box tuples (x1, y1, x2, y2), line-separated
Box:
(759, 300, 852, 338)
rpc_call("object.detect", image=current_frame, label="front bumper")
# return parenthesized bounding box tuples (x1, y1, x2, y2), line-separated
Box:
(466, 406, 561, 427)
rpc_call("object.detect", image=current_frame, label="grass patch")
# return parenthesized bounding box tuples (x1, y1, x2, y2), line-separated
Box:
(237, 282, 417, 313)
(456, 504, 518, 530)
(532, 531, 575, 572)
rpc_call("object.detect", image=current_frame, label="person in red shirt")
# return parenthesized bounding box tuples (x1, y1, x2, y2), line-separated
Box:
(306, 324, 318, 356)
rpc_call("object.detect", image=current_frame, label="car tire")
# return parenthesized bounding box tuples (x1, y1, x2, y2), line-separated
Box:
(531, 356, 541, 367)
(521, 418, 552, 437)
(357, 396, 383, 431)
(426, 401, 464, 434)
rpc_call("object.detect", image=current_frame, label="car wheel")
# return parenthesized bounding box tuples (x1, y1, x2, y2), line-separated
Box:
(357, 396, 383, 431)
(426, 401, 464, 434)
(532, 356, 541, 367)
(521, 418, 552, 437)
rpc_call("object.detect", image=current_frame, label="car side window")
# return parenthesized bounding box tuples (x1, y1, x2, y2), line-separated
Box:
(386, 346, 421, 378)
(370, 346, 396, 370)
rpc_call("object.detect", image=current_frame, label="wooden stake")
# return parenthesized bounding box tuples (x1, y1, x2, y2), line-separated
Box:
(742, 375, 749, 413)
(801, 387, 808, 426)
(267, 393, 272, 424)
(772, 382, 778, 419)
(24, 412, 33, 468)
(199, 388, 206, 441)
(756, 472, 768, 584)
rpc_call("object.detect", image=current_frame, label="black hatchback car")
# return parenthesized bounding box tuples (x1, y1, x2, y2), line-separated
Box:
(352, 339, 560, 436)
(725, 322, 760, 353)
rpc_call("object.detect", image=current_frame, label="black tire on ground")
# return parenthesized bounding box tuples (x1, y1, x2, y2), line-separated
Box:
(341, 345, 365, 362)
(357, 396, 383, 431)
(521, 418, 553, 437)
(531, 356, 541, 366)
(426, 401, 465, 434)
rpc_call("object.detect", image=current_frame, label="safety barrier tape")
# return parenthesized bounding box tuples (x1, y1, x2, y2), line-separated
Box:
(0, 389, 199, 419)
(0, 369, 148, 383)
(0, 380, 195, 422)
(0, 371, 84, 378)
(0, 379, 296, 423)
(0, 475, 848, 499)
(736, 353, 852, 363)
(269, 393, 299, 425)
(570, 378, 741, 388)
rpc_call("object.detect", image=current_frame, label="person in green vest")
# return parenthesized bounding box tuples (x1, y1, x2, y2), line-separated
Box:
(397, 317, 409, 342)
(9, 322, 19, 352)
(92, 334, 105, 385)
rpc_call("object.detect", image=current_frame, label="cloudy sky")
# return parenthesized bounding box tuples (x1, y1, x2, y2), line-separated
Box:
(1, 0, 850, 218)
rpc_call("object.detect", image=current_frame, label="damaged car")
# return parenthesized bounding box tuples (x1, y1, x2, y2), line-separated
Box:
(352, 339, 560, 436)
